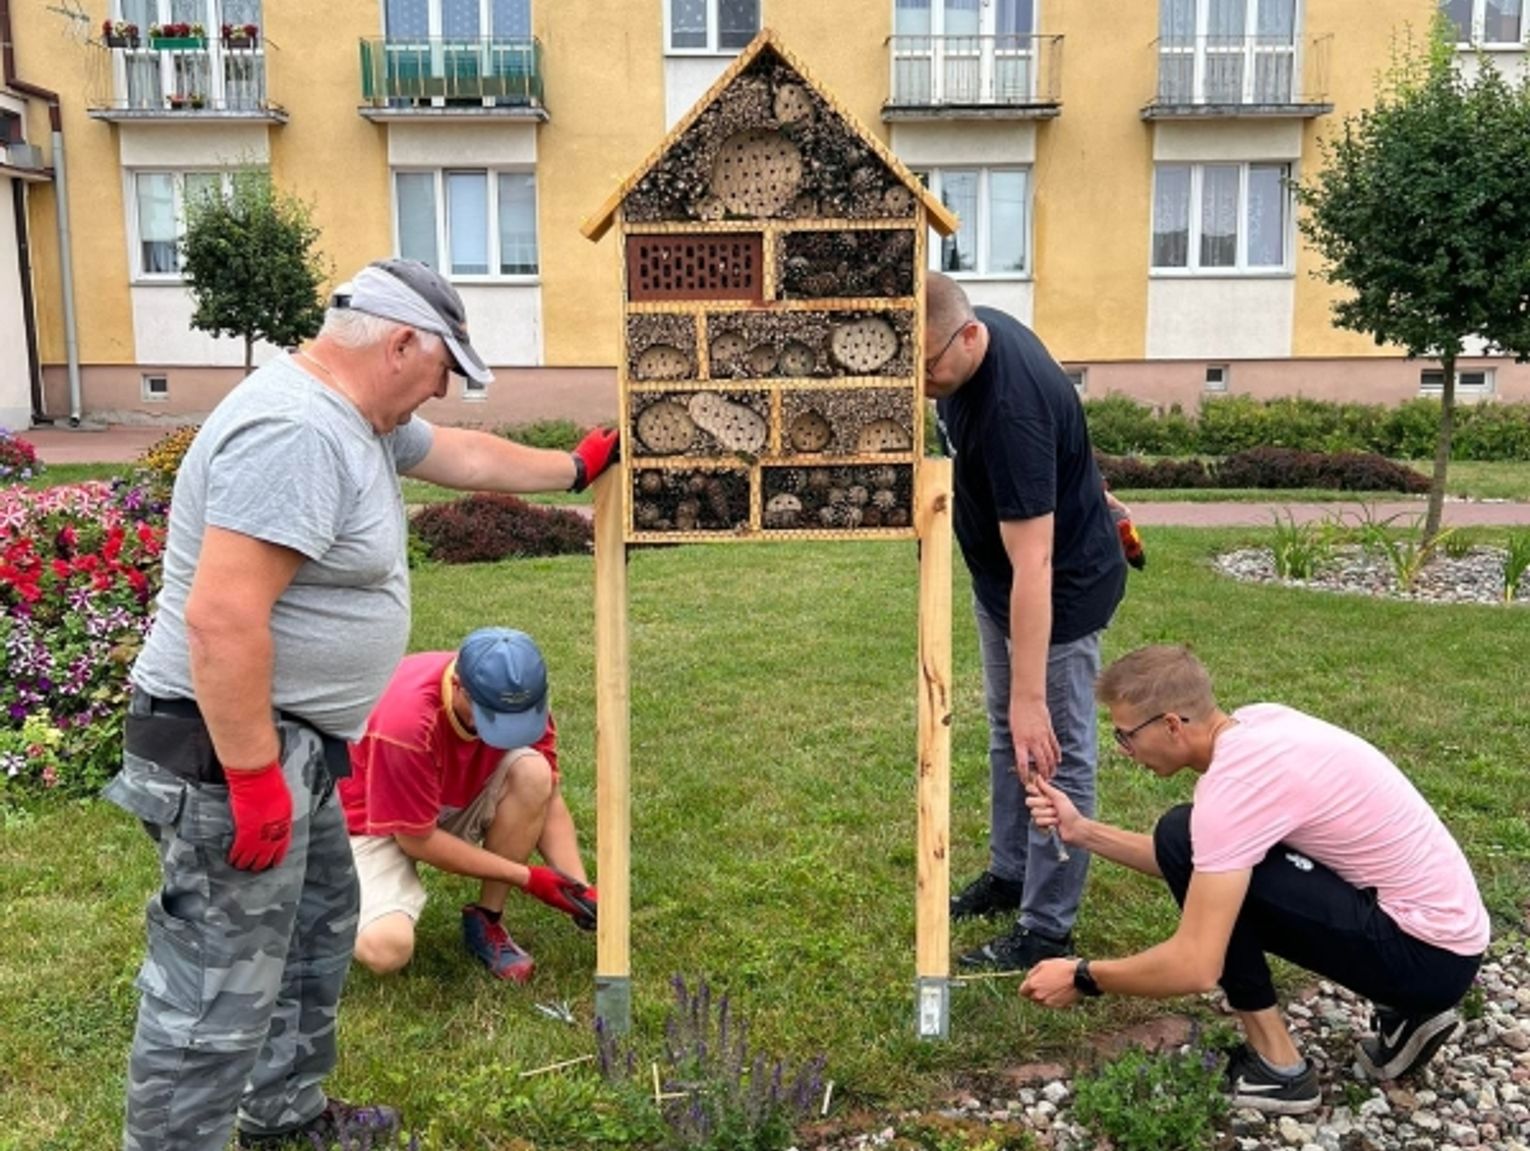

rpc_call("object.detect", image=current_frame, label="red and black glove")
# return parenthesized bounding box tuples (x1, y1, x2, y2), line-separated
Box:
(570, 427, 620, 492)
(524, 865, 598, 930)
(1117, 516, 1146, 571)
(225, 761, 292, 871)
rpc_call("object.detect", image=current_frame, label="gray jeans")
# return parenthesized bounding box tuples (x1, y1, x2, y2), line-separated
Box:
(974, 598, 1100, 939)
(105, 710, 359, 1151)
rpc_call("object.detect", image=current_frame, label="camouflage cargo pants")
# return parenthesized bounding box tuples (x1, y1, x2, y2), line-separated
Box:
(104, 705, 359, 1151)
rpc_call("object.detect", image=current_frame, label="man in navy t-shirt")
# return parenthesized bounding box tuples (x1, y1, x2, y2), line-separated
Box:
(925, 272, 1126, 971)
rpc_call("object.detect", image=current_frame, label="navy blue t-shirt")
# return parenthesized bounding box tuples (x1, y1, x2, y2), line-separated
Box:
(936, 307, 1125, 643)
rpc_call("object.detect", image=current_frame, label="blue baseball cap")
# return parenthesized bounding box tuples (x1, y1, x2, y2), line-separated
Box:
(455, 628, 549, 750)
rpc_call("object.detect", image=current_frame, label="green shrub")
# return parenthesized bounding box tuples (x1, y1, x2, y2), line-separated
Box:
(1452, 402, 1530, 461)
(499, 418, 585, 452)
(1072, 1044, 1228, 1151)
(1083, 395, 1195, 456)
(1379, 399, 1444, 460)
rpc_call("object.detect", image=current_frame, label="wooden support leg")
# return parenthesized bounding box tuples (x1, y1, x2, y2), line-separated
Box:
(915, 457, 953, 1039)
(593, 470, 632, 1032)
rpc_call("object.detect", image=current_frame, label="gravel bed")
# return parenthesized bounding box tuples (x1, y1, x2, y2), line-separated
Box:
(797, 939, 1530, 1151)
(1214, 546, 1527, 606)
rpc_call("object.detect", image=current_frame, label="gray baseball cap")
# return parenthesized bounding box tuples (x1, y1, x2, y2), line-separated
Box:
(335, 258, 493, 385)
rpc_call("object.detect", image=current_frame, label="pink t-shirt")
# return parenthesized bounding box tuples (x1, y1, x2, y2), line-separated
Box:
(1191, 703, 1488, 956)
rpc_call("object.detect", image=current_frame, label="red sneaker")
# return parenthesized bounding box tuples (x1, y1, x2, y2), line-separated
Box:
(461, 904, 536, 982)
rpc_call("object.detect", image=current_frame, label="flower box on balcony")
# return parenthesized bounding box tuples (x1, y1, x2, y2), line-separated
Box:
(103, 19, 141, 47)
(151, 35, 206, 49)
(222, 22, 259, 48)
(106, 33, 141, 48)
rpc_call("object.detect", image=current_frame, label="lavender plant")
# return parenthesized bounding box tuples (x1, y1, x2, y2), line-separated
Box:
(597, 976, 827, 1151)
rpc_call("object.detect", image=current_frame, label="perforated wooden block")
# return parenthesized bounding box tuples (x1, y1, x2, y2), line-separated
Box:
(709, 128, 804, 217)
(626, 234, 764, 302)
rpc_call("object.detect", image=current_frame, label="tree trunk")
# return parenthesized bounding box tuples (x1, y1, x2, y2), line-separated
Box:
(244, 335, 255, 378)
(1424, 354, 1456, 543)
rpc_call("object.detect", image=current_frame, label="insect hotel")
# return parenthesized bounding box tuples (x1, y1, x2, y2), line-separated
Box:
(581, 29, 959, 1038)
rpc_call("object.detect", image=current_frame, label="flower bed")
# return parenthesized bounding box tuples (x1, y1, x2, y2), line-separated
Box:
(0, 428, 42, 483)
(1, 479, 167, 797)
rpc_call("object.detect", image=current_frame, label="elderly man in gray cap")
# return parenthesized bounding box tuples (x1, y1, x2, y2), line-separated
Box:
(103, 259, 619, 1151)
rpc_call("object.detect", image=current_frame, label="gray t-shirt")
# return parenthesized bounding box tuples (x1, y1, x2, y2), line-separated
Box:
(132, 354, 434, 738)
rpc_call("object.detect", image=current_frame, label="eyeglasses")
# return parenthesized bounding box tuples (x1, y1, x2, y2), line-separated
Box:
(924, 322, 970, 376)
(1112, 712, 1183, 751)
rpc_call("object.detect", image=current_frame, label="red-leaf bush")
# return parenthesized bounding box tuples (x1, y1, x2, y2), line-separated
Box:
(410, 494, 593, 564)
(1213, 447, 1430, 492)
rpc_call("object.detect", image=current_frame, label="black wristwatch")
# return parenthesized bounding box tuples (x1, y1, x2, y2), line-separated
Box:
(1073, 958, 1102, 997)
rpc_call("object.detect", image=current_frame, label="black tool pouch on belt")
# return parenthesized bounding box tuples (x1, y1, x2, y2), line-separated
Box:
(123, 710, 225, 785)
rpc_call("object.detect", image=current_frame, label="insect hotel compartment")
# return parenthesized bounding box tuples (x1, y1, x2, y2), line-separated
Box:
(707, 310, 914, 380)
(628, 314, 700, 382)
(778, 230, 915, 300)
(632, 468, 752, 534)
(760, 463, 915, 531)
(620, 53, 921, 226)
(630, 391, 770, 458)
(780, 389, 915, 457)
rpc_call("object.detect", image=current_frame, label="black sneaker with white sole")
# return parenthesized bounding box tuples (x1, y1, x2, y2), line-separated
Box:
(1357, 1006, 1460, 1080)
(956, 924, 1072, 972)
(1223, 1044, 1321, 1115)
(950, 871, 1025, 921)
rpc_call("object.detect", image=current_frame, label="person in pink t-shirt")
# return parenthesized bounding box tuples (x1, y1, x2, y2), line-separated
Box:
(1017, 645, 1488, 1116)
(340, 628, 596, 983)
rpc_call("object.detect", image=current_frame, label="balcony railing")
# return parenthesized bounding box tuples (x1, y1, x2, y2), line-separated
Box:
(1145, 34, 1332, 116)
(359, 37, 546, 116)
(86, 40, 285, 121)
(884, 34, 1062, 117)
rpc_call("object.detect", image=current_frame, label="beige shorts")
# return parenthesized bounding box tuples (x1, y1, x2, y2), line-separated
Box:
(350, 747, 542, 932)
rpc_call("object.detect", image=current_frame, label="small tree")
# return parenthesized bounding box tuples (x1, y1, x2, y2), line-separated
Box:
(1294, 23, 1530, 539)
(181, 169, 330, 375)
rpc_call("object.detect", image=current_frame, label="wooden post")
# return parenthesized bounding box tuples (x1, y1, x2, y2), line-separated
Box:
(914, 455, 953, 1039)
(593, 469, 632, 1032)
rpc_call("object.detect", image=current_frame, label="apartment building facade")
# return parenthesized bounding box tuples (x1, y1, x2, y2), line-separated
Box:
(4, 0, 1529, 431)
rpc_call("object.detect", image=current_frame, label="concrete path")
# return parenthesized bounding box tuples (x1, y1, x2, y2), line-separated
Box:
(22, 424, 1530, 527)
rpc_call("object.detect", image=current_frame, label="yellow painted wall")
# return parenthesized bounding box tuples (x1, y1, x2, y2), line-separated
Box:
(13, 17, 136, 365)
(1291, 0, 1437, 358)
(1031, 0, 1157, 361)
(538, 1, 667, 367)
(765, 3, 890, 142)
(265, 5, 393, 287)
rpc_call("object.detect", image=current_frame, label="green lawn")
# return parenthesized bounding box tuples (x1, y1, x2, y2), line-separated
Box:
(2, 529, 1526, 1148)
(1117, 458, 1530, 503)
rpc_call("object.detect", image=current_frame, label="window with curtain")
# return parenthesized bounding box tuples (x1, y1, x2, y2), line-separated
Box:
(918, 167, 1030, 275)
(393, 169, 540, 277)
(1152, 161, 1289, 272)
(133, 170, 228, 277)
(717, 0, 757, 48)
(1483, 0, 1524, 41)
(492, 0, 531, 38)
(442, 0, 480, 40)
(995, 0, 1034, 36)
(386, 0, 430, 38)
(223, 0, 261, 26)
(669, 0, 756, 51)
(895, 0, 931, 36)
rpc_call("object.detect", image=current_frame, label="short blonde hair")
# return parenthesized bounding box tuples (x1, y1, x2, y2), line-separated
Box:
(1095, 645, 1217, 717)
(925, 271, 974, 343)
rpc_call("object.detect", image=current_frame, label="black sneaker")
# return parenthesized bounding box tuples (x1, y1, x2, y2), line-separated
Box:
(1224, 1044, 1321, 1115)
(950, 871, 1024, 921)
(237, 1098, 401, 1148)
(1357, 1006, 1460, 1081)
(956, 923, 1072, 971)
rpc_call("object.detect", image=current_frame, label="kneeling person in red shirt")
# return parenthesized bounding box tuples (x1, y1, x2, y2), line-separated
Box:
(341, 628, 595, 982)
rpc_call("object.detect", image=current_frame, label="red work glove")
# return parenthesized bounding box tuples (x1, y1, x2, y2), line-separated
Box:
(524, 865, 598, 929)
(225, 761, 293, 871)
(570, 427, 620, 492)
(1116, 516, 1146, 571)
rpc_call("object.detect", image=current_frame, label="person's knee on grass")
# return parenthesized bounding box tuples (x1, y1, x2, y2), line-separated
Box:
(354, 912, 416, 975)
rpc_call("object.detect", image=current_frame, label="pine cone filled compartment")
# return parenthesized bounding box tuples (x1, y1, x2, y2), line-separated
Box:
(779, 388, 916, 457)
(631, 466, 752, 535)
(760, 463, 915, 533)
(778, 228, 916, 300)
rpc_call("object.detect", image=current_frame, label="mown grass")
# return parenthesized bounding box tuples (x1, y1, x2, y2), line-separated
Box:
(2, 529, 1526, 1149)
(1117, 458, 1530, 503)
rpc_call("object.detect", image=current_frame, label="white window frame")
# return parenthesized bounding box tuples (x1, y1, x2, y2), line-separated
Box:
(917, 166, 1032, 279)
(1204, 363, 1230, 392)
(127, 168, 234, 283)
(391, 167, 540, 283)
(892, 0, 1039, 104)
(1065, 367, 1087, 394)
(112, 0, 268, 111)
(1420, 368, 1496, 396)
(664, 0, 761, 55)
(1158, 0, 1301, 105)
(141, 373, 170, 402)
(382, 0, 532, 38)
(1151, 161, 1293, 276)
(1442, 0, 1526, 46)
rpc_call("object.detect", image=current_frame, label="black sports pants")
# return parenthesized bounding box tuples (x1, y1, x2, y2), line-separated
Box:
(1152, 804, 1481, 1014)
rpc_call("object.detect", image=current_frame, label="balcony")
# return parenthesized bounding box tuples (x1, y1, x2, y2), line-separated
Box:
(1143, 34, 1332, 119)
(358, 37, 547, 121)
(85, 40, 286, 122)
(883, 34, 1063, 120)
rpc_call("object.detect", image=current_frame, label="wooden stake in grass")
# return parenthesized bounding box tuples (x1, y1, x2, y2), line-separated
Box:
(517, 1053, 595, 1079)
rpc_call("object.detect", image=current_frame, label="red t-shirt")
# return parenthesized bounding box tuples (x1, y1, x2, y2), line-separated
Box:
(340, 650, 557, 838)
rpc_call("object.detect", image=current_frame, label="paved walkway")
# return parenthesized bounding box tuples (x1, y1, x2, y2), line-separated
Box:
(23, 424, 1530, 526)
